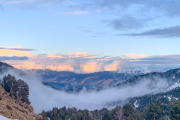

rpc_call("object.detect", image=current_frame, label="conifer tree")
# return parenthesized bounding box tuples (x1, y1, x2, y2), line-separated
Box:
(169, 101, 180, 120)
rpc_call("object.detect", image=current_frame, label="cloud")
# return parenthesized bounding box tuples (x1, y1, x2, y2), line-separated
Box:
(46, 65, 74, 71)
(60, 11, 89, 15)
(6, 0, 68, 5)
(104, 61, 121, 71)
(47, 54, 64, 58)
(104, 16, 144, 30)
(121, 54, 146, 59)
(2, 0, 180, 34)
(119, 55, 180, 71)
(0, 56, 29, 60)
(133, 55, 180, 65)
(120, 25, 180, 38)
(0, 52, 123, 73)
(77, 27, 106, 36)
(0, 53, 151, 73)
(12, 61, 43, 69)
(99, 0, 143, 8)
(0, 46, 35, 51)
(98, 0, 180, 16)
(57, 65, 74, 71)
(47, 52, 94, 59)
(1, 47, 180, 73)
(67, 52, 94, 58)
(3, 0, 180, 18)
(4, 0, 69, 10)
(0, 46, 36, 57)
(60, 9, 101, 15)
(70, 0, 180, 18)
(81, 62, 102, 73)
(70, 0, 180, 32)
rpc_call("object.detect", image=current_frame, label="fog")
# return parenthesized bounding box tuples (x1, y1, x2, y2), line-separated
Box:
(0, 70, 168, 113)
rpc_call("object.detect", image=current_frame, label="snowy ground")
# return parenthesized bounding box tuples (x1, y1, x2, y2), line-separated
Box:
(0, 115, 18, 120)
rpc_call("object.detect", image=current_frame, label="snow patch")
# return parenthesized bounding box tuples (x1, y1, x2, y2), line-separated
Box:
(168, 96, 171, 101)
(118, 69, 164, 75)
(134, 100, 139, 108)
(165, 82, 180, 92)
(0, 115, 18, 120)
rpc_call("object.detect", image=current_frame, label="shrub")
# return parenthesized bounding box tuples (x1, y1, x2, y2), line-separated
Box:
(6, 105, 12, 110)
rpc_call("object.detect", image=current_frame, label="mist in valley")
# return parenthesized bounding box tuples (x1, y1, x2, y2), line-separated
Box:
(0, 69, 168, 113)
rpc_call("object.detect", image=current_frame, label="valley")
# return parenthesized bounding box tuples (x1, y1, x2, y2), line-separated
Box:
(1, 61, 180, 119)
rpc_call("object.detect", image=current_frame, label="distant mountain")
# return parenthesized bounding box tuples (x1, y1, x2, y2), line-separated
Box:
(118, 69, 163, 75)
(117, 68, 180, 91)
(1, 61, 159, 91)
(26, 69, 153, 91)
(129, 87, 180, 112)
(114, 68, 180, 110)
(0, 61, 14, 73)
(0, 61, 25, 76)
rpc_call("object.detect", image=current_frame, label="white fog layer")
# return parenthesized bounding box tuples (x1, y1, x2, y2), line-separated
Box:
(0, 70, 168, 113)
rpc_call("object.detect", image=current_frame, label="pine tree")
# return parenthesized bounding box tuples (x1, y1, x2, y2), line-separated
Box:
(169, 101, 180, 120)
(143, 101, 163, 120)
(123, 104, 136, 120)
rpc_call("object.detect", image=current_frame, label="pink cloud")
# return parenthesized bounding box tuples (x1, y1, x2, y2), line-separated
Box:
(1, 47, 150, 73)
(0, 46, 35, 57)
(104, 61, 122, 71)
(121, 54, 146, 59)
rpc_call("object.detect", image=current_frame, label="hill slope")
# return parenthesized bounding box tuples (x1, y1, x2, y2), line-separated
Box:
(117, 68, 180, 92)
(0, 61, 25, 76)
(0, 85, 41, 120)
(114, 68, 180, 111)
(27, 69, 151, 90)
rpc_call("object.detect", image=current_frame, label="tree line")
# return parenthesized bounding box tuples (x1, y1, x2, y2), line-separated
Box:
(41, 98, 180, 120)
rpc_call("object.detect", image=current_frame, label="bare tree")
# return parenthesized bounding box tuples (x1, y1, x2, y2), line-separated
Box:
(16, 88, 21, 104)
(10, 83, 14, 97)
(114, 109, 125, 120)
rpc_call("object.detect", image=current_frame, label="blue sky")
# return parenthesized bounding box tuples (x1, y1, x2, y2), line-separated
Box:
(0, 0, 180, 72)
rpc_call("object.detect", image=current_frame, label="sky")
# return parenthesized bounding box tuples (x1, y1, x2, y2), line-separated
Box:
(0, 0, 180, 73)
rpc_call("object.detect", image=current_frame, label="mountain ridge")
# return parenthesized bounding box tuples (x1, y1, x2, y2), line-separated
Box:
(26, 69, 156, 91)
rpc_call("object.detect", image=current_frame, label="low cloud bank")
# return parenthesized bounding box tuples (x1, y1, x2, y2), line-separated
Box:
(0, 70, 168, 113)
(2, 46, 180, 73)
